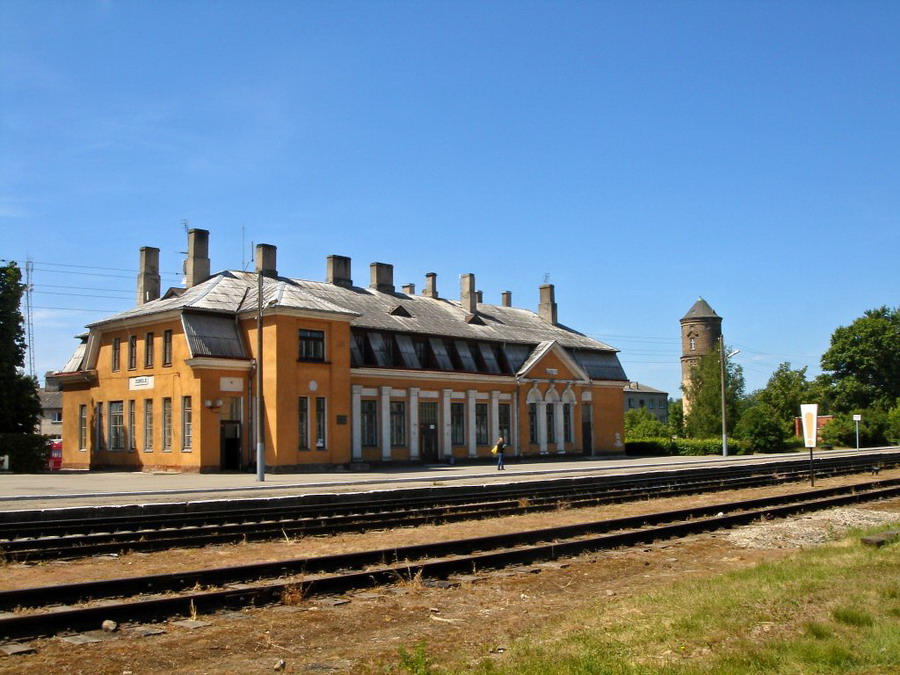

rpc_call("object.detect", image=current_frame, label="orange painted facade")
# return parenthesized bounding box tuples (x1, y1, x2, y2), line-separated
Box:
(58, 234, 628, 472)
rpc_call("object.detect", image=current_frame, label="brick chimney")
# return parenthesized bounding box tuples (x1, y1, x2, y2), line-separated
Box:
(460, 274, 476, 314)
(185, 228, 210, 287)
(255, 244, 277, 277)
(137, 246, 160, 305)
(539, 284, 558, 325)
(402, 283, 415, 295)
(501, 291, 512, 307)
(423, 272, 438, 298)
(327, 255, 352, 287)
(370, 262, 394, 293)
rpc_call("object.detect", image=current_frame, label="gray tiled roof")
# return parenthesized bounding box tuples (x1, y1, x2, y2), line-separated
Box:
(89, 270, 620, 355)
(681, 297, 720, 321)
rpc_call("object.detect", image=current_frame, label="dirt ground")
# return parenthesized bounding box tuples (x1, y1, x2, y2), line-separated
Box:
(1, 472, 899, 674)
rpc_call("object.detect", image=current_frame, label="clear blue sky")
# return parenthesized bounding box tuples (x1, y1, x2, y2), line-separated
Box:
(2, 1, 898, 398)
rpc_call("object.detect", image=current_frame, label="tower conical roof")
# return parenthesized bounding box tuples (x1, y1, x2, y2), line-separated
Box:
(681, 297, 719, 321)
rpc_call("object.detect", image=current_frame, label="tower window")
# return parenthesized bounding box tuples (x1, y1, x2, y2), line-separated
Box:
(690, 337, 696, 351)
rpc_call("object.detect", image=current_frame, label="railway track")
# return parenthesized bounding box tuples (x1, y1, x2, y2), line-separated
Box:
(1, 476, 898, 640)
(2, 452, 898, 561)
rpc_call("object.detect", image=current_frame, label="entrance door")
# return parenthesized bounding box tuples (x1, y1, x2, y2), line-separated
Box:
(220, 421, 242, 470)
(419, 402, 438, 463)
(581, 404, 593, 456)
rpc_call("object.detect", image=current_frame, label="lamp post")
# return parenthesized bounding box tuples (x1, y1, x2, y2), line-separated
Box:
(256, 271, 265, 482)
(720, 336, 740, 456)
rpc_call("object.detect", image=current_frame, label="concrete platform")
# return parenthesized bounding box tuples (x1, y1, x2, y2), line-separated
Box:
(1, 448, 892, 512)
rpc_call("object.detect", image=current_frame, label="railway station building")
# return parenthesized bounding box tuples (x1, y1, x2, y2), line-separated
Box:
(56, 230, 628, 472)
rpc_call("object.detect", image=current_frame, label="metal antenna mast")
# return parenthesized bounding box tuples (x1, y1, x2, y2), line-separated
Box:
(24, 257, 36, 378)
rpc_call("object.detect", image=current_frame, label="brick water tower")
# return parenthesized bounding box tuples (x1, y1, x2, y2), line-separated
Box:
(680, 298, 722, 415)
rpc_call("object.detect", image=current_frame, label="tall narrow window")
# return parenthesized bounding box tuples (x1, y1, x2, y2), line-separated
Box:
(299, 329, 325, 362)
(546, 405, 556, 443)
(78, 404, 87, 450)
(690, 337, 696, 351)
(563, 403, 572, 443)
(315, 397, 326, 449)
(182, 396, 192, 451)
(144, 332, 154, 368)
(498, 403, 511, 443)
(528, 403, 537, 444)
(109, 401, 124, 450)
(451, 402, 465, 445)
(162, 398, 172, 451)
(390, 401, 406, 446)
(128, 335, 137, 370)
(112, 338, 121, 372)
(97, 402, 105, 450)
(128, 400, 136, 451)
(298, 397, 309, 450)
(163, 330, 173, 366)
(475, 403, 488, 445)
(143, 400, 154, 451)
(361, 400, 377, 447)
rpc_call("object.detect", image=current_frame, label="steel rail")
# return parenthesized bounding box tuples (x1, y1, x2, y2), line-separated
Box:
(0, 478, 898, 640)
(2, 456, 894, 561)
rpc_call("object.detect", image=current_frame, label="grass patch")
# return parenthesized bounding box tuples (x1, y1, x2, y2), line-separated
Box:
(403, 521, 900, 674)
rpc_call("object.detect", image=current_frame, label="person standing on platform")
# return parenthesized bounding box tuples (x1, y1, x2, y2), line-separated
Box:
(495, 436, 507, 470)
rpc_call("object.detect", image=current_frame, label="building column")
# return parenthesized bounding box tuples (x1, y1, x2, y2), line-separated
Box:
(554, 401, 565, 452)
(466, 389, 477, 458)
(351, 385, 362, 461)
(490, 391, 500, 443)
(537, 400, 548, 455)
(380, 386, 391, 461)
(409, 387, 420, 460)
(441, 389, 453, 459)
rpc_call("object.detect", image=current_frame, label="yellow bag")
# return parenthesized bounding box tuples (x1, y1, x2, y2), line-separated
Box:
(490, 445, 498, 455)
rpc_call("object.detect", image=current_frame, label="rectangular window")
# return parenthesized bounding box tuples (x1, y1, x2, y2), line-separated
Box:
(475, 403, 488, 445)
(128, 400, 136, 451)
(498, 403, 511, 443)
(528, 403, 537, 444)
(451, 402, 465, 445)
(163, 330, 173, 366)
(162, 397, 172, 451)
(361, 400, 378, 447)
(299, 329, 325, 362)
(181, 396, 192, 451)
(547, 404, 556, 443)
(109, 401, 125, 450)
(51, 410, 63, 423)
(128, 335, 137, 370)
(112, 338, 121, 372)
(390, 401, 406, 446)
(79, 404, 87, 450)
(315, 397, 326, 449)
(143, 399, 154, 451)
(298, 397, 309, 450)
(563, 403, 572, 443)
(144, 332, 154, 368)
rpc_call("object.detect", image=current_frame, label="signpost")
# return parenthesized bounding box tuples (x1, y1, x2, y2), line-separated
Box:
(853, 414, 862, 451)
(800, 404, 818, 486)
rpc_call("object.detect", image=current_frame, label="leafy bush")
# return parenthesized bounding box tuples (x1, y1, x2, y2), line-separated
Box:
(625, 437, 751, 456)
(820, 410, 888, 447)
(0, 433, 49, 472)
(734, 403, 788, 454)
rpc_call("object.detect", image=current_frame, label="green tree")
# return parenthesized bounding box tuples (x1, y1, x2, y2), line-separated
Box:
(820, 306, 900, 412)
(887, 401, 900, 445)
(0, 261, 43, 470)
(624, 407, 668, 440)
(820, 410, 888, 448)
(755, 363, 810, 427)
(668, 399, 684, 437)
(684, 344, 745, 438)
(734, 403, 788, 453)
